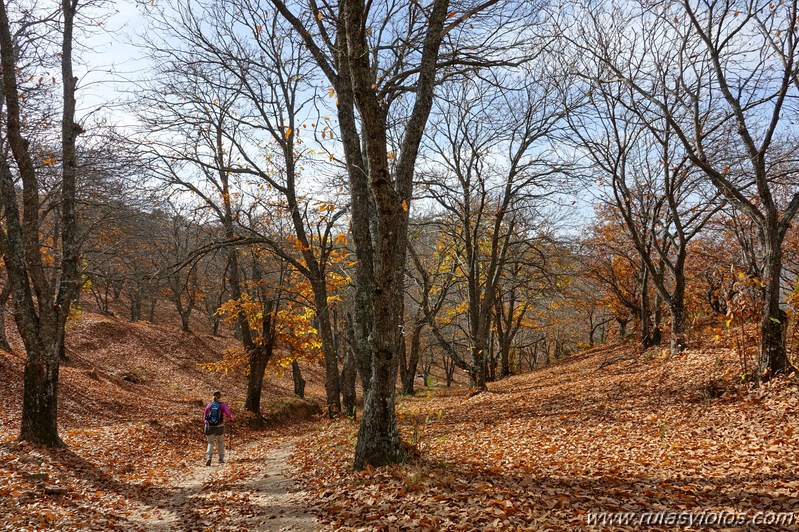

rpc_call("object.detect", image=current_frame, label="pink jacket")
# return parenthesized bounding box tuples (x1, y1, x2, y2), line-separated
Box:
(203, 401, 233, 426)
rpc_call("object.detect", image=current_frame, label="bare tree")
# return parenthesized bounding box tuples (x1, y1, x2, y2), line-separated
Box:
(138, 0, 350, 417)
(562, 0, 799, 379)
(0, 0, 82, 445)
(268, 0, 529, 468)
(420, 61, 572, 389)
(568, 77, 722, 355)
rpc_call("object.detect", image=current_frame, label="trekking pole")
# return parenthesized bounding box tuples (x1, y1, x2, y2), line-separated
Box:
(227, 422, 232, 463)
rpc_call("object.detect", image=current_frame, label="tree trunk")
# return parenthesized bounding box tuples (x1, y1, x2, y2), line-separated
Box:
(148, 296, 157, 322)
(0, 282, 12, 351)
(0, 0, 83, 446)
(669, 281, 686, 356)
(351, 303, 373, 396)
(639, 265, 656, 348)
(244, 299, 275, 414)
(759, 238, 789, 379)
(180, 311, 190, 332)
(401, 319, 423, 395)
(487, 331, 497, 382)
(341, 347, 357, 418)
(130, 289, 141, 322)
(445, 356, 455, 387)
(19, 338, 63, 446)
(399, 333, 408, 391)
(0, 159, 66, 447)
(617, 316, 629, 338)
(311, 282, 341, 418)
(292, 359, 306, 399)
(226, 248, 258, 414)
(470, 343, 488, 390)
(57, 312, 68, 362)
(500, 343, 511, 379)
(244, 342, 273, 414)
(269, 0, 449, 470)
(353, 314, 406, 469)
(422, 359, 432, 387)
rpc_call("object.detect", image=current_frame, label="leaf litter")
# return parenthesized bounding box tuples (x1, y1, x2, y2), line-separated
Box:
(1, 312, 797, 530)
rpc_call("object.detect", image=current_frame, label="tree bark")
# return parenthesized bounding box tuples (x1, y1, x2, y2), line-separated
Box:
(401, 312, 424, 395)
(0, 282, 12, 351)
(311, 280, 341, 417)
(669, 278, 686, 356)
(759, 236, 789, 379)
(271, 0, 450, 470)
(292, 359, 306, 399)
(0, 0, 80, 446)
(341, 347, 357, 418)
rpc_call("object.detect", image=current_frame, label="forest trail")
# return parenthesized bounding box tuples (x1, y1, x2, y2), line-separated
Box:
(129, 435, 318, 531)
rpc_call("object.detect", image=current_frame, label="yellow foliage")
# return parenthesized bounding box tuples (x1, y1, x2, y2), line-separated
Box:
(198, 346, 249, 375)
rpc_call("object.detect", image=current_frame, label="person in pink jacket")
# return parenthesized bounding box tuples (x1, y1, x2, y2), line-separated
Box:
(203, 390, 233, 466)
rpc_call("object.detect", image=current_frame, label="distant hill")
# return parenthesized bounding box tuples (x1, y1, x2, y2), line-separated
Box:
(0, 310, 330, 435)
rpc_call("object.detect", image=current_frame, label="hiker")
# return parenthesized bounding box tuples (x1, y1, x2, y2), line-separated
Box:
(203, 390, 233, 466)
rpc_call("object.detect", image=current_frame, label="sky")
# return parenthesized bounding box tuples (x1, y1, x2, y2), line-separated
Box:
(76, 0, 148, 127)
(67, 0, 598, 233)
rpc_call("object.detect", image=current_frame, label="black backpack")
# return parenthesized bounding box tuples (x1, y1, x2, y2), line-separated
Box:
(206, 401, 222, 426)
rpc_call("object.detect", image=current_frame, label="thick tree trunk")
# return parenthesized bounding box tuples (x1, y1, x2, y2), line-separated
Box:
(353, 338, 406, 469)
(244, 342, 273, 413)
(669, 283, 686, 356)
(244, 295, 275, 414)
(292, 359, 306, 399)
(759, 239, 789, 379)
(20, 343, 63, 446)
(499, 343, 511, 379)
(353, 229, 408, 469)
(470, 342, 488, 390)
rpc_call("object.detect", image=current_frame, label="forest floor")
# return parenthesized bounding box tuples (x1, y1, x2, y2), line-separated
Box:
(1, 312, 799, 531)
(291, 343, 799, 531)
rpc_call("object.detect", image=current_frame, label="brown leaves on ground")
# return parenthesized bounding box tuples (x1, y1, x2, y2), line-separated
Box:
(290, 344, 799, 531)
(2, 311, 798, 530)
(0, 312, 326, 531)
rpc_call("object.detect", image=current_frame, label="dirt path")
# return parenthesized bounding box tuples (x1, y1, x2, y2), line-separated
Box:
(128, 436, 318, 531)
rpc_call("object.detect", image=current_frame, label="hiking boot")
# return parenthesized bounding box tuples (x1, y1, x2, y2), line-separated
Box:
(205, 458, 212, 466)
(218, 458, 224, 464)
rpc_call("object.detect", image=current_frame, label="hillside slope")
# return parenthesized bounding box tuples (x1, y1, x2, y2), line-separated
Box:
(2, 312, 798, 531)
(0, 311, 326, 530)
(291, 342, 799, 530)
(1, 312, 327, 431)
